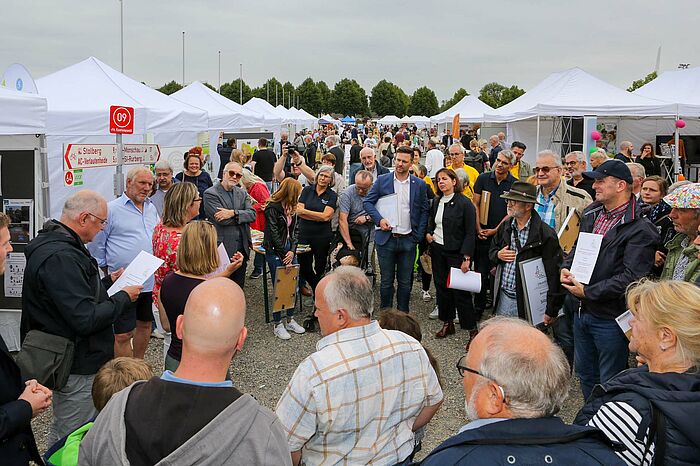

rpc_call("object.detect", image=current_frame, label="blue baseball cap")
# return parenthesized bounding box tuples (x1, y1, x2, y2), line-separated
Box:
(582, 159, 633, 184)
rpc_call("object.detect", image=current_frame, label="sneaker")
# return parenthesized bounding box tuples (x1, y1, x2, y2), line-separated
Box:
(249, 271, 262, 280)
(429, 306, 439, 320)
(274, 323, 291, 340)
(285, 318, 306, 334)
(422, 290, 431, 302)
(454, 314, 460, 324)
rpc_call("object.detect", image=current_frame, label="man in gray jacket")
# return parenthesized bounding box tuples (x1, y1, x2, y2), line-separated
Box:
(204, 161, 256, 288)
(79, 278, 292, 466)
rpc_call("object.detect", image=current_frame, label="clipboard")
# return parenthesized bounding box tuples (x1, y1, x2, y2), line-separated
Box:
(518, 257, 548, 326)
(557, 209, 581, 254)
(272, 265, 300, 312)
(479, 191, 491, 225)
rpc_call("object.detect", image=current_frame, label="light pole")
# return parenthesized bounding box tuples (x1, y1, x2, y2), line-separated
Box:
(182, 31, 185, 85)
(239, 63, 242, 103)
(218, 51, 221, 92)
(119, 0, 124, 72)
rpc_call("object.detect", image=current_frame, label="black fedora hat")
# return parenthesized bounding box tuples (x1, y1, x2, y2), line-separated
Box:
(500, 181, 540, 204)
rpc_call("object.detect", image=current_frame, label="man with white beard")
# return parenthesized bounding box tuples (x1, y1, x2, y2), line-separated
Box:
(419, 317, 625, 465)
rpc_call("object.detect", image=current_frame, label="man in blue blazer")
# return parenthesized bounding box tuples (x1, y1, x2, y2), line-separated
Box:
(364, 146, 429, 311)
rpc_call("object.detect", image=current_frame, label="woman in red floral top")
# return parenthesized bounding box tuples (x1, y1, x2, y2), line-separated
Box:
(239, 168, 270, 277)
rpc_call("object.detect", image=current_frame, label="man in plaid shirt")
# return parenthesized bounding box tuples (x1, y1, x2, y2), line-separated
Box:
(275, 266, 443, 466)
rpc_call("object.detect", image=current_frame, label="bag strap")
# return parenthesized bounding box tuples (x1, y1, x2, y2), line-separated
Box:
(643, 404, 666, 466)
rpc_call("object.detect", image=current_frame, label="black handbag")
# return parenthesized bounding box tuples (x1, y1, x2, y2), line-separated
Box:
(16, 330, 75, 390)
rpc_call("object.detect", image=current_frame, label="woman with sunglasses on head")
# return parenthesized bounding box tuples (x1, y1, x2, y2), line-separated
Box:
(176, 152, 213, 219)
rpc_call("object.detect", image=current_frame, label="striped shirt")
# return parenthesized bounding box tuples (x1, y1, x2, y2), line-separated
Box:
(587, 400, 654, 465)
(501, 217, 531, 297)
(275, 321, 443, 466)
(593, 202, 629, 236)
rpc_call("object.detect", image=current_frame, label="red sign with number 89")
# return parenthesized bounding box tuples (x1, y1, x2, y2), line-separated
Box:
(110, 106, 134, 134)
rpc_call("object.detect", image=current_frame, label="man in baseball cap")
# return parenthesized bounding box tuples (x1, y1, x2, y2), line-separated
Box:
(660, 183, 700, 283)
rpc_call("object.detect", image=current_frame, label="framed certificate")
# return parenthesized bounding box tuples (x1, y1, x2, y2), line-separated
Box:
(518, 257, 548, 326)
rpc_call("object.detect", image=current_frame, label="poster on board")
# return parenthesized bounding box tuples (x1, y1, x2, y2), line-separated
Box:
(3, 253, 25, 298)
(3, 199, 33, 244)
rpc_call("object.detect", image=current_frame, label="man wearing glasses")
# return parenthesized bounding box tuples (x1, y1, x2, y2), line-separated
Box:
(565, 151, 596, 198)
(204, 161, 257, 288)
(420, 317, 624, 465)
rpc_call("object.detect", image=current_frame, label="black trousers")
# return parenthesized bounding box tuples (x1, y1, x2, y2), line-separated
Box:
(417, 240, 431, 292)
(430, 242, 476, 330)
(299, 234, 332, 293)
(229, 251, 248, 289)
(473, 237, 493, 312)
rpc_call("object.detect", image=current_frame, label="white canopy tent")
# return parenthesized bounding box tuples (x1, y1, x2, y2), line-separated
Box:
(634, 66, 700, 117)
(36, 57, 208, 217)
(244, 98, 293, 125)
(319, 114, 342, 126)
(431, 95, 495, 125)
(0, 86, 47, 134)
(288, 107, 317, 128)
(377, 115, 401, 126)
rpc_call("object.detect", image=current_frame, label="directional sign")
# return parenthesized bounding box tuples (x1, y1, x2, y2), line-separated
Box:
(109, 106, 134, 134)
(64, 169, 84, 187)
(63, 144, 160, 170)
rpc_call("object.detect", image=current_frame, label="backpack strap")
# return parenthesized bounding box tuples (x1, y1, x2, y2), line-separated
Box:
(643, 405, 666, 466)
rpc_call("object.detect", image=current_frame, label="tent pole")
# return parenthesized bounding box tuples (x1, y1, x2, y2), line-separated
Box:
(115, 134, 125, 196)
(536, 114, 540, 155)
(674, 111, 681, 181)
(39, 135, 50, 224)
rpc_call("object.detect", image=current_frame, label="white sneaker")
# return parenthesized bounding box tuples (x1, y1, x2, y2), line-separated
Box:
(429, 306, 439, 320)
(422, 290, 431, 302)
(454, 314, 460, 324)
(274, 323, 291, 340)
(285, 318, 306, 334)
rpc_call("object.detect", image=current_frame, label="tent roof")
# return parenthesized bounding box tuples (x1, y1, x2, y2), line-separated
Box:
(341, 115, 356, 123)
(634, 66, 700, 117)
(0, 86, 46, 134)
(320, 114, 341, 125)
(36, 57, 208, 135)
(484, 67, 677, 122)
(297, 108, 317, 120)
(377, 115, 401, 124)
(243, 98, 288, 124)
(431, 96, 495, 124)
(171, 81, 267, 130)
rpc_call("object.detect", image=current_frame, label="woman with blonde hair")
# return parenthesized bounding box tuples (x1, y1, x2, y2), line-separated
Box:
(230, 148, 252, 170)
(576, 279, 700, 465)
(159, 221, 243, 370)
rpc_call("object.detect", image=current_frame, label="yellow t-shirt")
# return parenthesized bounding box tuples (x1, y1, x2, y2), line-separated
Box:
(510, 163, 521, 180)
(447, 163, 478, 199)
(423, 176, 437, 195)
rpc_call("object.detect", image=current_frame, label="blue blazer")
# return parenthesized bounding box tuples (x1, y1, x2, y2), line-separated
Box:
(363, 173, 429, 246)
(349, 162, 389, 185)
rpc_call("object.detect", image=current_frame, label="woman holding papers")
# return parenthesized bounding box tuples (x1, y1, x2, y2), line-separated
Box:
(575, 280, 700, 465)
(425, 168, 477, 341)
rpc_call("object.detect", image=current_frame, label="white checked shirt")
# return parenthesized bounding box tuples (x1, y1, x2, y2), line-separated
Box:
(275, 321, 443, 466)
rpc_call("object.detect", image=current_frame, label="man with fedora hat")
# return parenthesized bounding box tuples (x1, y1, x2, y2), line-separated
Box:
(489, 181, 565, 321)
(560, 159, 659, 399)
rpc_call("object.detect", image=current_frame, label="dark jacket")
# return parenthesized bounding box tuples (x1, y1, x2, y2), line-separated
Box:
(638, 156, 661, 177)
(427, 193, 476, 256)
(303, 142, 317, 168)
(203, 182, 256, 258)
(349, 143, 362, 164)
(490, 212, 565, 319)
(349, 161, 389, 185)
(418, 417, 625, 466)
(0, 335, 43, 466)
(329, 146, 345, 175)
(561, 197, 660, 320)
(263, 201, 299, 262)
(575, 366, 700, 466)
(21, 220, 131, 375)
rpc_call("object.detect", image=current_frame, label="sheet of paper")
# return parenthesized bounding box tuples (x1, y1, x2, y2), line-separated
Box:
(375, 194, 399, 230)
(205, 243, 230, 279)
(107, 250, 164, 297)
(615, 310, 633, 340)
(447, 268, 482, 293)
(3, 252, 25, 298)
(569, 232, 603, 284)
(518, 257, 548, 326)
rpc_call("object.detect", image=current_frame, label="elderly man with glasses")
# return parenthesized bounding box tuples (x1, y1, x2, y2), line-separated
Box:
(565, 151, 596, 198)
(420, 317, 625, 466)
(204, 161, 257, 288)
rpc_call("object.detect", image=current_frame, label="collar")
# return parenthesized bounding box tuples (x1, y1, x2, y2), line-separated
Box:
(511, 215, 532, 232)
(393, 173, 410, 184)
(603, 200, 629, 218)
(118, 193, 152, 208)
(538, 183, 559, 201)
(458, 418, 507, 433)
(317, 321, 380, 351)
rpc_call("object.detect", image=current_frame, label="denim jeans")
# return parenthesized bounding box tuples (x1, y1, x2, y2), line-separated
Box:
(495, 290, 518, 317)
(574, 311, 630, 400)
(266, 251, 298, 323)
(252, 251, 265, 274)
(376, 236, 416, 311)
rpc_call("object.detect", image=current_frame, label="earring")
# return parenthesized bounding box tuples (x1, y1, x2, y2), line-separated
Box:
(660, 346, 667, 352)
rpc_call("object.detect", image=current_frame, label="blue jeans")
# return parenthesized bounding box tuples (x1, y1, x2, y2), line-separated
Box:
(495, 290, 519, 317)
(253, 252, 264, 274)
(266, 252, 297, 323)
(574, 311, 629, 400)
(376, 236, 416, 312)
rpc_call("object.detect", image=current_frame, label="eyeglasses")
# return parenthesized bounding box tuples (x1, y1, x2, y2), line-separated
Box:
(87, 212, 107, 225)
(534, 166, 560, 174)
(494, 158, 511, 166)
(564, 161, 578, 167)
(456, 355, 507, 399)
(449, 152, 462, 156)
(192, 197, 202, 203)
(227, 170, 243, 179)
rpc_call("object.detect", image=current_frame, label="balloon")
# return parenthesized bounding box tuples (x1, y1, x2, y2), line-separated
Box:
(591, 130, 602, 141)
(675, 119, 686, 129)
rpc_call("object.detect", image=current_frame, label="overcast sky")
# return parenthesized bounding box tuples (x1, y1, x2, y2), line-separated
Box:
(1, 0, 697, 103)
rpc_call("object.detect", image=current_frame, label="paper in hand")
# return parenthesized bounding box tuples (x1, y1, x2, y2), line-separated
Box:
(569, 232, 603, 284)
(447, 268, 481, 293)
(107, 251, 164, 297)
(205, 244, 231, 279)
(615, 310, 633, 340)
(375, 194, 398, 230)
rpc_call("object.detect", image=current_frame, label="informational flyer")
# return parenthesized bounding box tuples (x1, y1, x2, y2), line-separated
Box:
(107, 250, 164, 297)
(4, 252, 26, 298)
(3, 199, 33, 244)
(569, 232, 603, 284)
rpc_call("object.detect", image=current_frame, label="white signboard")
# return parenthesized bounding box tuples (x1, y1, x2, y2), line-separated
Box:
(4, 253, 25, 298)
(63, 144, 161, 170)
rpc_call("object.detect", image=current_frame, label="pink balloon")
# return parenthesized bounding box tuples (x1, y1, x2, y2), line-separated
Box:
(676, 119, 686, 129)
(591, 130, 601, 141)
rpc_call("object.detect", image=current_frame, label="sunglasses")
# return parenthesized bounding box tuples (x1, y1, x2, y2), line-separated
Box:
(534, 166, 559, 174)
(227, 170, 243, 179)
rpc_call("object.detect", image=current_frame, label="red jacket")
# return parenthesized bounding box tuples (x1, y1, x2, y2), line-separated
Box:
(248, 182, 270, 231)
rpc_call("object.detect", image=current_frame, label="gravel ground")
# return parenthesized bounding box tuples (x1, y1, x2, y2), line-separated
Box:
(31, 262, 585, 461)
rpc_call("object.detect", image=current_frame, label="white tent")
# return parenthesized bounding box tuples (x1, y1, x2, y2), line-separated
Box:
(244, 98, 292, 125)
(634, 66, 700, 117)
(0, 86, 47, 134)
(377, 115, 401, 125)
(288, 107, 317, 128)
(319, 114, 342, 126)
(36, 57, 209, 217)
(431, 95, 495, 124)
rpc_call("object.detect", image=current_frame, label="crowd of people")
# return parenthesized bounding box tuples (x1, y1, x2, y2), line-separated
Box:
(2, 122, 700, 465)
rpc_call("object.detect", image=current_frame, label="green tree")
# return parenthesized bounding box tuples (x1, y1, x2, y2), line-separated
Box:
(279, 81, 295, 107)
(408, 86, 439, 116)
(220, 79, 252, 104)
(296, 78, 323, 116)
(329, 79, 369, 116)
(202, 82, 217, 92)
(250, 85, 267, 100)
(370, 80, 409, 116)
(478, 82, 525, 108)
(627, 71, 657, 92)
(316, 81, 331, 113)
(440, 88, 469, 112)
(157, 80, 183, 95)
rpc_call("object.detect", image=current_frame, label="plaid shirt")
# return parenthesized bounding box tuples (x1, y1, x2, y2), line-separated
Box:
(592, 201, 629, 236)
(275, 321, 443, 466)
(501, 216, 532, 296)
(535, 186, 558, 229)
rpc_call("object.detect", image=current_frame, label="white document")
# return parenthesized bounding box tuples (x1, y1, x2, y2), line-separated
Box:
(205, 243, 230, 279)
(518, 257, 548, 326)
(447, 268, 482, 293)
(107, 250, 164, 297)
(375, 194, 399, 230)
(569, 232, 603, 284)
(3, 252, 25, 298)
(615, 310, 633, 340)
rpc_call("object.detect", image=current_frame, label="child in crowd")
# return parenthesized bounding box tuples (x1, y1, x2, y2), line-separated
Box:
(44, 358, 153, 466)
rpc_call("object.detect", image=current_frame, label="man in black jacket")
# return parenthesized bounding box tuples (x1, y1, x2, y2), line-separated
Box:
(326, 135, 344, 175)
(21, 190, 141, 444)
(561, 160, 659, 399)
(489, 181, 564, 321)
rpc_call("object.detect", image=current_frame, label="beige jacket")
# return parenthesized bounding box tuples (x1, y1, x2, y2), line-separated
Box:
(538, 180, 592, 232)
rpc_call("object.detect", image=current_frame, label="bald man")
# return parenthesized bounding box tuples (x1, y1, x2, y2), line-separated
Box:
(80, 278, 292, 465)
(349, 146, 389, 184)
